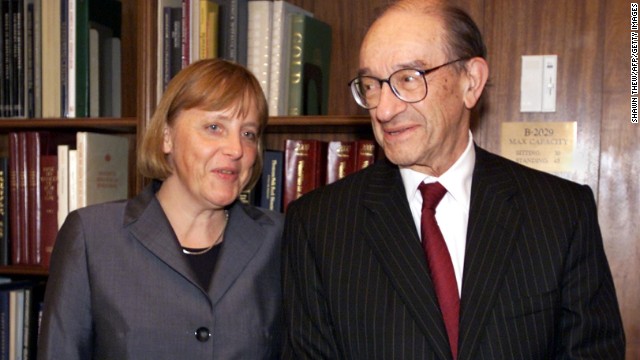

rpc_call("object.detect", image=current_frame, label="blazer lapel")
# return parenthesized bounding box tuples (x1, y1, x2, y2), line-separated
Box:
(124, 183, 202, 290)
(207, 202, 264, 306)
(458, 147, 521, 359)
(362, 160, 453, 360)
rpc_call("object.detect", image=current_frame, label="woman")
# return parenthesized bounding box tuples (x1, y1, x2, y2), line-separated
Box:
(38, 59, 283, 359)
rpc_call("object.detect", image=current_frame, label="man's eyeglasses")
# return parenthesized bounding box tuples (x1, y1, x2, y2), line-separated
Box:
(348, 58, 469, 109)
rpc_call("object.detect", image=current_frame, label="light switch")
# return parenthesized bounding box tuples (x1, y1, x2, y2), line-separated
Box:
(541, 55, 557, 112)
(520, 55, 558, 112)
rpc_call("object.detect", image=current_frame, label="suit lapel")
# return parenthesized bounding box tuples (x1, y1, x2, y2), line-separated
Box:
(207, 202, 264, 306)
(362, 160, 453, 360)
(124, 183, 202, 290)
(458, 147, 521, 359)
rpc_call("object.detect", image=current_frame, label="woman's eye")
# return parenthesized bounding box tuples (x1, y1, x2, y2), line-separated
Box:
(208, 124, 220, 131)
(243, 131, 257, 141)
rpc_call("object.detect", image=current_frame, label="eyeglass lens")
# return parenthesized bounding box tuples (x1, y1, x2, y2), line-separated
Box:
(352, 69, 427, 109)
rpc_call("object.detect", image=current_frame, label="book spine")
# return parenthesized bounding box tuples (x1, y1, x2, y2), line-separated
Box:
(326, 140, 356, 184)
(56, 145, 68, 230)
(25, 132, 40, 266)
(287, 13, 304, 116)
(7, 133, 21, 265)
(12, 0, 25, 117)
(162, 7, 171, 92)
(60, 0, 68, 117)
(39, 155, 57, 269)
(74, 0, 89, 117)
(181, 0, 190, 67)
(0, 157, 8, 266)
(3, 0, 15, 117)
(354, 139, 376, 171)
(0, 0, 5, 117)
(283, 139, 326, 211)
(31, 0, 40, 118)
(17, 132, 28, 265)
(24, 1, 35, 118)
(67, 149, 77, 213)
(169, 8, 182, 82)
(260, 150, 284, 212)
(40, 0, 61, 118)
(75, 132, 85, 209)
(66, 0, 77, 117)
(246, 1, 272, 97)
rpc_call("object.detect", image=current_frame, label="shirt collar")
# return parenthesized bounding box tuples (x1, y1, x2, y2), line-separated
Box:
(400, 131, 475, 209)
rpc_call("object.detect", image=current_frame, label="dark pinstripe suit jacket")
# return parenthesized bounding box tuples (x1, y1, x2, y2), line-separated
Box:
(282, 146, 625, 359)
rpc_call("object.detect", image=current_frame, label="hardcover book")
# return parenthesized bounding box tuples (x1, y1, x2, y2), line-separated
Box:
(0, 157, 8, 266)
(287, 14, 332, 116)
(268, 1, 312, 116)
(259, 149, 284, 212)
(283, 139, 326, 210)
(40, 155, 58, 269)
(41, 0, 62, 117)
(75, 132, 129, 208)
(326, 140, 356, 185)
(246, 0, 273, 96)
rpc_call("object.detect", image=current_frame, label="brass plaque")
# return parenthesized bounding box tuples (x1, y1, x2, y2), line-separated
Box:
(500, 121, 577, 173)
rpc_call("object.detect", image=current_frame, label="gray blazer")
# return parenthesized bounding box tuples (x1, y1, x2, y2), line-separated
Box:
(38, 182, 284, 360)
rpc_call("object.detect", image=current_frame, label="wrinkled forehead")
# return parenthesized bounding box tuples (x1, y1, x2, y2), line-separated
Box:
(359, 10, 447, 74)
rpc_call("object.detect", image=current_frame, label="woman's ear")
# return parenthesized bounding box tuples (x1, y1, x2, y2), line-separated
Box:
(162, 127, 173, 154)
(461, 57, 489, 109)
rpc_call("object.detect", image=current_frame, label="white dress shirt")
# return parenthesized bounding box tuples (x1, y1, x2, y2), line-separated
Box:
(400, 132, 475, 296)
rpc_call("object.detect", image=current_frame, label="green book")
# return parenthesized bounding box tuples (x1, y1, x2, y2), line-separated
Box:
(287, 14, 332, 116)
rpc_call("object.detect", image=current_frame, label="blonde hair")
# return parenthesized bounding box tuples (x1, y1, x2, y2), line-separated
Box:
(138, 58, 268, 190)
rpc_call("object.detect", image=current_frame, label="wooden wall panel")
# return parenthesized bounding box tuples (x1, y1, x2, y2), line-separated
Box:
(476, 0, 604, 192)
(601, 1, 639, 359)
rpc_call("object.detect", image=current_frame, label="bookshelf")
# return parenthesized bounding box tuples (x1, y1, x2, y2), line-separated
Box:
(0, 1, 637, 357)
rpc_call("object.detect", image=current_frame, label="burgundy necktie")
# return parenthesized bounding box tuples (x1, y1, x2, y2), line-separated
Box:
(419, 182, 459, 359)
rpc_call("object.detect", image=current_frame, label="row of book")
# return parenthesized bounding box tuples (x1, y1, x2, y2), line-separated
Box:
(246, 139, 377, 213)
(0, 131, 129, 267)
(157, 0, 332, 117)
(0, 280, 44, 360)
(0, 0, 122, 119)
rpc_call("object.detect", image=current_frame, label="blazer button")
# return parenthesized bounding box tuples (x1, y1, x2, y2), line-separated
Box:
(195, 327, 211, 342)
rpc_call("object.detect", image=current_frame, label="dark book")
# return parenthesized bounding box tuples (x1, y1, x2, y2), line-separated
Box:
(12, 0, 25, 117)
(181, 0, 190, 67)
(60, 0, 69, 117)
(0, 157, 8, 266)
(259, 149, 284, 212)
(8, 133, 22, 265)
(24, 1, 35, 118)
(213, 0, 248, 66)
(169, 7, 182, 86)
(25, 131, 40, 266)
(326, 140, 356, 185)
(2, 0, 15, 117)
(287, 13, 331, 116)
(283, 139, 326, 211)
(0, 0, 4, 117)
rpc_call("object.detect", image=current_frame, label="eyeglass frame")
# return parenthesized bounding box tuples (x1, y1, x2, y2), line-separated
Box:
(347, 57, 471, 109)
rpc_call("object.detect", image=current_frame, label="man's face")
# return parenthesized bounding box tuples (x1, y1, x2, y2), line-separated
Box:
(359, 10, 472, 176)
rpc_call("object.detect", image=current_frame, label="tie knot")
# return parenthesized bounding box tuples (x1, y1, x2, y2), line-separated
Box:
(418, 182, 447, 210)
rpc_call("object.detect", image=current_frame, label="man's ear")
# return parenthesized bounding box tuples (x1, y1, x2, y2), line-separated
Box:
(461, 57, 489, 109)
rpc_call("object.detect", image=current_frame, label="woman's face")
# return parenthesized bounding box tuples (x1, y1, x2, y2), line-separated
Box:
(162, 105, 259, 210)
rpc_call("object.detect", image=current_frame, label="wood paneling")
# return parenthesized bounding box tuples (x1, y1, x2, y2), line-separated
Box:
(601, 2, 639, 359)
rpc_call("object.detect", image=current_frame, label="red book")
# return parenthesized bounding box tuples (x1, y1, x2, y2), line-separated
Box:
(354, 139, 376, 171)
(26, 132, 41, 265)
(284, 139, 326, 211)
(326, 140, 356, 184)
(8, 133, 23, 265)
(40, 155, 58, 268)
